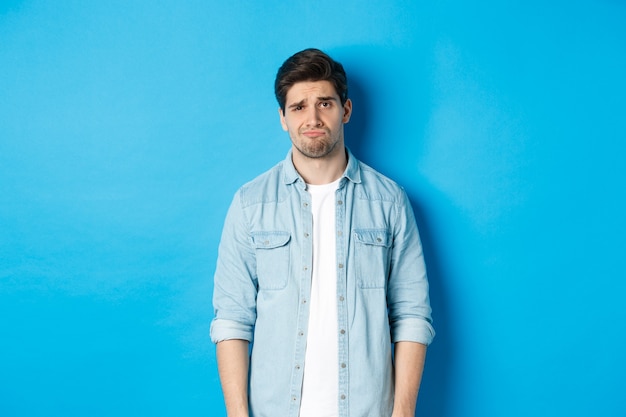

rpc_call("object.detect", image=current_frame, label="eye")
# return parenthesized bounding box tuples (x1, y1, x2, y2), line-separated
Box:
(319, 102, 331, 108)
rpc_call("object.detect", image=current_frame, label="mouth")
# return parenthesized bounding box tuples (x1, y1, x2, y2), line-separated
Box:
(302, 130, 326, 138)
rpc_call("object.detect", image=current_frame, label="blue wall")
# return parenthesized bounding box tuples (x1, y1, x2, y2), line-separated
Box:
(1, 1, 625, 416)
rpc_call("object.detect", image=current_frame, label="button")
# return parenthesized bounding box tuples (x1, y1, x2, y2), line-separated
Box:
(341, 394, 346, 400)
(339, 296, 345, 302)
(304, 233, 309, 238)
(264, 240, 270, 245)
(338, 263, 344, 268)
(337, 200, 343, 205)
(304, 266, 308, 271)
(299, 331, 304, 336)
(376, 237, 382, 242)
(296, 365, 301, 370)
(292, 396, 297, 401)
(341, 363, 346, 368)
(303, 203, 309, 208)
(337, 231, 343, 236)
(340, 329, 345, 335)
(302, 299, 307, 304)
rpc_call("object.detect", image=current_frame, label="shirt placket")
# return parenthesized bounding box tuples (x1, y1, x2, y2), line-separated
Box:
(336, 181, 349, 417)
(289, 183, 313, 416)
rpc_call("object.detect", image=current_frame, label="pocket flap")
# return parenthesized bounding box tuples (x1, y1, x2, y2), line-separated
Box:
(251, 231, 291, 249)
(353, 229, 391, 247)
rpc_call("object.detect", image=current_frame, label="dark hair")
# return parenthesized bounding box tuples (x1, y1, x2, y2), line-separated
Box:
(274, 48, 348, 111)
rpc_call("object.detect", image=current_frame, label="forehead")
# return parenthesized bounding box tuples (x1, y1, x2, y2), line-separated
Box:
(285, 80, 339, 103)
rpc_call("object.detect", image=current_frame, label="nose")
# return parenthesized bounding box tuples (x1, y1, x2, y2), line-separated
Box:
(305, 106, 322, 127)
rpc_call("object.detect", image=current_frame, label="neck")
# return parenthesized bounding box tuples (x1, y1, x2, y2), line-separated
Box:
(292, 145, 347, 185)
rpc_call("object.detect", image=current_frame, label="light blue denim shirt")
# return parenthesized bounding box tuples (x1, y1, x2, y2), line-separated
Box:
(211, 148, 434, 417)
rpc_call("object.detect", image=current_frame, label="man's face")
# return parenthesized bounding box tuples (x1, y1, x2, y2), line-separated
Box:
(279, 80, 352, 160)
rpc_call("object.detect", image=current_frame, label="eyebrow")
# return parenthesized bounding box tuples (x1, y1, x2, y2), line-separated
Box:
(287, 96, 339, 109)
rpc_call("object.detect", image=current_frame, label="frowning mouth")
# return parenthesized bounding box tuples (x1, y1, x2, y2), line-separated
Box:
(302, 130, 326, 138)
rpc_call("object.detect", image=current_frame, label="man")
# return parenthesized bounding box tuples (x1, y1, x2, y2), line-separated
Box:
(210, 48, 434, 417)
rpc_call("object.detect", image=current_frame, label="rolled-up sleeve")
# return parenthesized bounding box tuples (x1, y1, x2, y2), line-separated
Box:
(210, 191, 258, 344)
(387, 189, 435, 346)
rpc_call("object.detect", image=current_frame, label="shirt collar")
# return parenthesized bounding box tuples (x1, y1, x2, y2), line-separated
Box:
(282, 147, 362, 185)
(343, 147, 362, 184)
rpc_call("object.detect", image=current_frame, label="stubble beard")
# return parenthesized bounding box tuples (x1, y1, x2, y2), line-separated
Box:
(291, 131, 341, 160)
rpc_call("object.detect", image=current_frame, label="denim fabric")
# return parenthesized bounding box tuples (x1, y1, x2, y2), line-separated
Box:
(211, 149, 435, 417)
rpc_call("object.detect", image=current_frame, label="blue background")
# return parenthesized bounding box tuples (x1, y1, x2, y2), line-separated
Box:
(1, 1, 625, 416)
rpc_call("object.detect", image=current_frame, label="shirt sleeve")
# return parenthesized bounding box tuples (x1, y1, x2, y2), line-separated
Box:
(210, 190, 258, 344)
(387, 188, 435, 345)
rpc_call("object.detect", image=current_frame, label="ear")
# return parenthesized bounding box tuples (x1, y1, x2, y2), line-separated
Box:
(278, 107, 288, 131)
(342, 99, 353, 124)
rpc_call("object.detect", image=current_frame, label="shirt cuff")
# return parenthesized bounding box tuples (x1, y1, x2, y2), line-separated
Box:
(210, 318, 254, 344)
(391, 317, 435, 346)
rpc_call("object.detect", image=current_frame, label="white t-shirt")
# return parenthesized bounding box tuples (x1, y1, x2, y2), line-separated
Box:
(299, 179, 340, 417)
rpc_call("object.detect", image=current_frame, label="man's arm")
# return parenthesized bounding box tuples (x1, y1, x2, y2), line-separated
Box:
(217, 339, 250, 417)
(391, 341, 427, 417)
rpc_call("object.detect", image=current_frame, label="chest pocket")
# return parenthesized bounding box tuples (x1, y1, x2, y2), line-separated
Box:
(354, 228, 392, 289)
(251, 231, 291, 290)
